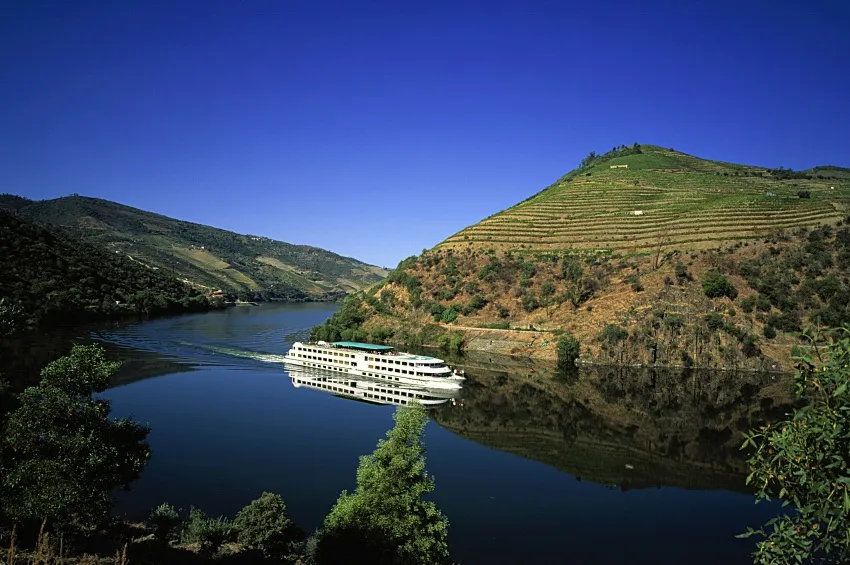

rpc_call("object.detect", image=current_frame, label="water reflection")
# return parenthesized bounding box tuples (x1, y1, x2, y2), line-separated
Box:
(288, 364, 462, 407)
(432, 351, 794, 492)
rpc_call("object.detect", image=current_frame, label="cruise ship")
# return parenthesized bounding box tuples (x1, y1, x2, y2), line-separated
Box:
(288, 365, 459, 406)
(283, 341, 464, 390)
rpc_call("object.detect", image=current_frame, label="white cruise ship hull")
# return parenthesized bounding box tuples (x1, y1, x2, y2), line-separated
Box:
(283, 341, 464, 391)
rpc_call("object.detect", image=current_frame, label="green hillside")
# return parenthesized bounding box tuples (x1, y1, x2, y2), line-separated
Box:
(0, 212, 215, 334)
(441, 145, 850, 253)
(7, 195, 388, 301)
(312, 144, 850, 371)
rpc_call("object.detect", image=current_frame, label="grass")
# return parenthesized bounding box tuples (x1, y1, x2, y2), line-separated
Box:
(441, 145, 850, 254)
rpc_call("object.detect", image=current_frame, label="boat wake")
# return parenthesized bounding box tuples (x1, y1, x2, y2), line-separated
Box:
(175, 342, 288, 364)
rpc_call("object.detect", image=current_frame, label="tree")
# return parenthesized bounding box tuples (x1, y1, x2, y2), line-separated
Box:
(556, 332, 580, 371)
(702, 271, 738, 300)
(1, 345, 151, 532)
(740, 329, 850, 564)
(313, 402, 451, 565)
(234, 492, 299, 559)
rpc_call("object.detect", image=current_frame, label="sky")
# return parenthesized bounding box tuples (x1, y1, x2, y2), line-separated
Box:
(2, 0, 849, 268)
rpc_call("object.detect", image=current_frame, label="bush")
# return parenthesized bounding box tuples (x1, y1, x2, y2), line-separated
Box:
(150, 503, 182, 543)
(739, 333, 850, 563)
(763, 325, 777, 339)
(598, 324, 628, 344)
(234, 492, 298, 559)
(183, 508, 233, 556)
(556, 332, 580, 370)
(704, 312, 724, 331)
(441, 308, 458, 324)
(702, 271, 738, 300)
(797, 190, 811, 198)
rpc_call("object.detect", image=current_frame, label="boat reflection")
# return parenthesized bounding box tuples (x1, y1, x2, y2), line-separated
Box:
(287, 364, 462, 407)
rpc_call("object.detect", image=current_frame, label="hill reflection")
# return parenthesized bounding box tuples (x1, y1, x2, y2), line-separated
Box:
(431, 352, 795, 493)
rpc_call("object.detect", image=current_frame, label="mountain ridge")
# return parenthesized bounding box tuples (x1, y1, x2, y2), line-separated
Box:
(3, 194, 388, 301)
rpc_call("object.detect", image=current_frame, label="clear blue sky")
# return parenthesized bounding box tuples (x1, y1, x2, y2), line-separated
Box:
(2, 0, 848, 267)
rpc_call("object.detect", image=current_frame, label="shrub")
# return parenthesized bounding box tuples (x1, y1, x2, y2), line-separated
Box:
(598, 324, 628, 344)
(234, 492, 298, 559)
(702, 271, 738, 300)
(556, 332, 580, 370)
(369, 326, 394, 344)
(704, 312, 724, 331)
(497, 305, 510, 319)
(763, 325, 777, 339)
(739, 332, 850, 563)
(183, 507, 233, 556)
(521, 293, 540, 312)
(150, 503, 182, 543)
(441, 308, 458, 324)
(540, 281, 556, 297)
(797, 190, 811, 198)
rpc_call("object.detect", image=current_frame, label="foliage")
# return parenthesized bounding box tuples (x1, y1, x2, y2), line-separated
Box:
(1, 345, 151, 532)
(441, 306, 459, 324)
(702, 271, 738, 300)
(599, 324, 629, 344)
(0, 212, 213, 333)
(312, 295, 368, 342)
(149, 503, 182, 543)
(16, 195, 386, 300)
(182, 507, 234, 556)
(313, 402, 451, 565)
(705, 312, 725, 331)
(763, 325, 777, 339)
(556, 332, 580, 370)
(739, 330, 850, 564)
(233, 492, 299, 559)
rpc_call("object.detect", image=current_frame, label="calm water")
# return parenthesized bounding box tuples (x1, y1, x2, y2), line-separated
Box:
(8, 303, 789, 564)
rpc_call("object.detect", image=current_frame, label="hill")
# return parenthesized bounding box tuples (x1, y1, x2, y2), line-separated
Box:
(312, 144, 850, 371)
(442, 144, 849, 253)
(6, 195, 388, 301)
(0, 211, 216, 334)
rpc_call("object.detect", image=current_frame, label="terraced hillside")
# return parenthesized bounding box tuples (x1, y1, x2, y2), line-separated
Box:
(312, 145, 850, 370)
(441, 145, 850, 253)
(4, 195, 388, 301)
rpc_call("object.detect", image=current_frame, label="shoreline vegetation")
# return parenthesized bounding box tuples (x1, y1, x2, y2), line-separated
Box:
(1, 345, 452, 565)
(2, 333, 849, 564)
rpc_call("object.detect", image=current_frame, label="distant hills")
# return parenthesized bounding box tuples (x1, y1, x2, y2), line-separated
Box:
(0, 211, 214, 334)
(1, 195, 388, 301)
(312, 144, 850, 371)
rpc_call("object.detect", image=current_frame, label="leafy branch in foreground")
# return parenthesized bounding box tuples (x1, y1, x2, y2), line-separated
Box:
(739, 327, 850, 564)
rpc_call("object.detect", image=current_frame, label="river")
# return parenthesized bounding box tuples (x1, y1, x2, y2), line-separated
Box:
(4, 303, 790, 564)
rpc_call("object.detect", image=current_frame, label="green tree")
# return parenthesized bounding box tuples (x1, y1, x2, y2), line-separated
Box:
(739, 329, 850, 563)
(234, 492, 299, 559)
(313, 402, 451, 565)
(1, 345, 151, 532)
(556, 332, 580, 371)
(702, 271, 738, 300)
